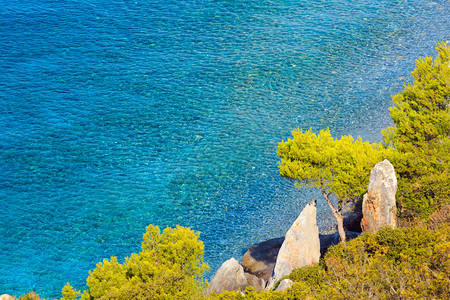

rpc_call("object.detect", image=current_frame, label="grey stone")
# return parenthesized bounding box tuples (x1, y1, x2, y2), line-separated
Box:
(275, 279, 294, 292)
(266, 200, 320, 290)
(206, 258, 249, 294)
(244, 273, 265, 292)
(361, 159, 397, 233)
(242, 230, 361, 282)
(241, 237, 284, 282)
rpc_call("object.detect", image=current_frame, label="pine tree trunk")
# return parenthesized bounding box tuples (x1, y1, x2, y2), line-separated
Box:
(321, 186, 346, 246)
(336, 214, 346, 245)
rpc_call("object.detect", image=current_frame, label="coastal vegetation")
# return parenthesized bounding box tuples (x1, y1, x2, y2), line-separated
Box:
(206, 224, 449, 299)
(287, 224, 450, 299)
(62, 225, 208, 300)
(13, 43, 449, 300)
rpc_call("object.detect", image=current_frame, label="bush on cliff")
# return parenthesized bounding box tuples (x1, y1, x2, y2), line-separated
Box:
(287, 224, 450, 299)
(61, 225, 208, 300)
(205, 283, 313, 300)
(382, 42, 450, 220)
(201, 224, 450, 300)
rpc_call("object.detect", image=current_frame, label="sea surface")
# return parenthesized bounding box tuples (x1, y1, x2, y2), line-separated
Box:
(0, 0, 449, 297)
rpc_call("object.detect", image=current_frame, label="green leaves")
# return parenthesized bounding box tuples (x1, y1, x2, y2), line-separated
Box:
(280, 225, 450, 300)
(84, 257, 125, 299)
(322, 225, 450, 299)
(278, 128, 392, 244)
(277, 128, 390, 203)
(61, 283, 81, 300)
(62, 225, 209, 300)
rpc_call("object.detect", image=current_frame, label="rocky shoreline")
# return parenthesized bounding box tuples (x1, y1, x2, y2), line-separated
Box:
(206, 159, 398, 294)
(0, 160, 398, 299)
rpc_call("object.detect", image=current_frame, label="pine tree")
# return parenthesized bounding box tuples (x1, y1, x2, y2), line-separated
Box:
(277, 128, 392, 244)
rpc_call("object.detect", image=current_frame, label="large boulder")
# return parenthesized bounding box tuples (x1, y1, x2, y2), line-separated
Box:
(244, 273, 265, 292)
(206, 258, 264, 294)
(361, 159, 397, 233)
(266, 200, 320, 290)
(242, 231, 360, 281)
(241, 237, 284, 282)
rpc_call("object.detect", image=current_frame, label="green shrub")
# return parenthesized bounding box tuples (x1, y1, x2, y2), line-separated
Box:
(62, 225, 208, 300)
(321, 225, 449, 299)
(287, 263, 326, 290)
(61, 283, 81, 300)
(18, 292, 43, 300)
(206, 285, 313, 300)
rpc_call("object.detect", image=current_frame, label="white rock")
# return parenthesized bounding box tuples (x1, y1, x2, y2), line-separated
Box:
(266, 200, 320, 290)
(206, 258, 249, 294)
(361, 159, 397, 233)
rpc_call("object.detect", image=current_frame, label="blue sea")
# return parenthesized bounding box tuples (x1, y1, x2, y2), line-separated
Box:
(0, 0, 449, 298)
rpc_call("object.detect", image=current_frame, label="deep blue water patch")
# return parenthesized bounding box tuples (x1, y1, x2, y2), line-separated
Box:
(0, 0, 449, 297)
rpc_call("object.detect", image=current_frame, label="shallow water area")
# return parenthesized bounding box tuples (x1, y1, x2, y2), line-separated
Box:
(0, 0, 449, 298)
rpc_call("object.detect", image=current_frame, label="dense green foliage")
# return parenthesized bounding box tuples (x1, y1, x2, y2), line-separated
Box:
(382, 42, 450, 219)
(277, 128, 390, 202)
(277, 128, 392, 242)
(62, 225, 208, 300)
(205, 284, 313, 300)
(61, 283, 80, 300)
(287, 224, 450, 299)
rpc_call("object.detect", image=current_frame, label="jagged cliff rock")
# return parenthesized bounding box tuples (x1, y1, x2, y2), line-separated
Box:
(266, 200, 320, 290)
(361, 159, 397, 233)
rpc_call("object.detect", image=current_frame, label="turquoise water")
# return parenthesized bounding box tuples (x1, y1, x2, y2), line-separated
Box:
(0, 0, 449, 297)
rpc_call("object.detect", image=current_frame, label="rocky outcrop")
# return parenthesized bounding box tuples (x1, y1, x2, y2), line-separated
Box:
(244, 273, 265, 292)
(206, 258, 264, 294)
(361, 159, 397, 233)
(241, 237, 284, 282)
(0, 295, 15, 300)
(266, 200, 320, 290)
(275, 279, 293, 292)
(242, 230, 360, 282)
